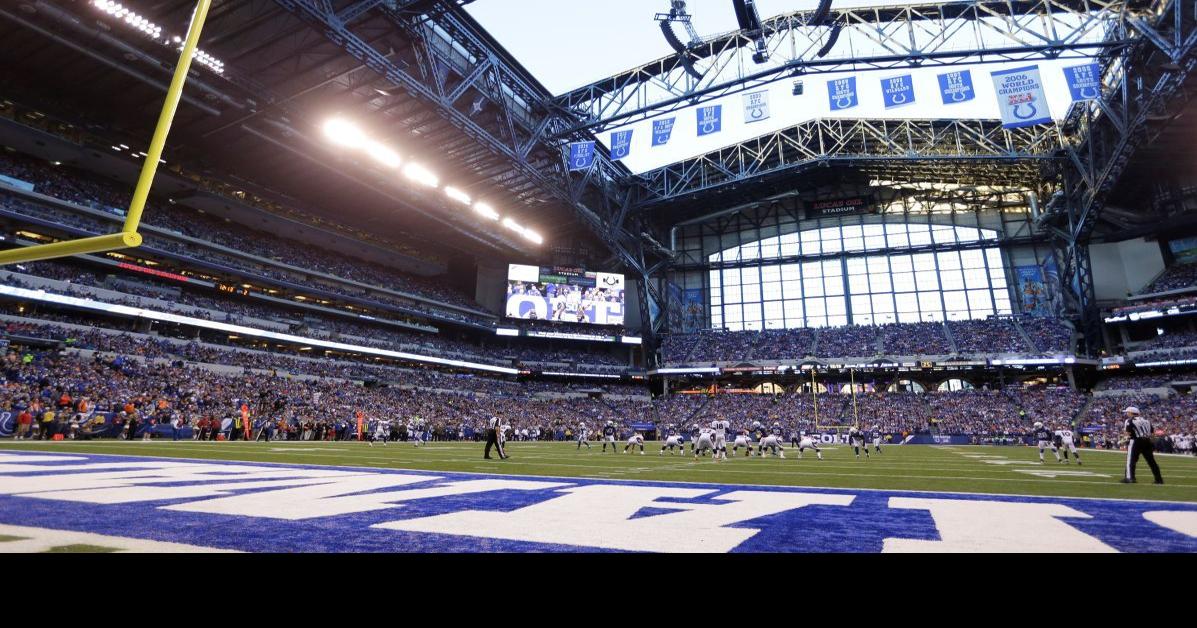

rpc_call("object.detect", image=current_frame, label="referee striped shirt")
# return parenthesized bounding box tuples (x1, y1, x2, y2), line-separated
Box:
(1125, 417, 1152, 439)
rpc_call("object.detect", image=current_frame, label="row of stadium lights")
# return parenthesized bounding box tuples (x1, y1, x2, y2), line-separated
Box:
(322, 118, 544, 246)
(91, 1, 225, 74)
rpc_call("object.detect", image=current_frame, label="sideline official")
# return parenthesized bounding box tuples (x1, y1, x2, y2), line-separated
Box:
(484, 416, 508, 460)
(1121, 406, 1164, 484)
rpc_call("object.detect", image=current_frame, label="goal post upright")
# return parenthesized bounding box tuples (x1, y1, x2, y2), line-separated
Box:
(0, 0, 213, 266)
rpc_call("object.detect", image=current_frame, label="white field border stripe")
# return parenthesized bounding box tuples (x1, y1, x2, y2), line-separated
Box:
(0, 284, 517, 375)
(1, 448, 1195, 506)
(10, 442, 1191, 475)
(0, 523, 239, 553)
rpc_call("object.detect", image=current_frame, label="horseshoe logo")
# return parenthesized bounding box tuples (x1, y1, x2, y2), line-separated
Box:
(1078, 86, 1100, 100)
(749, 108, 764, 119)
(950, 89, 968, 102)
(1013, 102, 1038, 120)
(835, 96, 854, 109)
(890, 92, 908, 105)
(701, 121, 718, 134)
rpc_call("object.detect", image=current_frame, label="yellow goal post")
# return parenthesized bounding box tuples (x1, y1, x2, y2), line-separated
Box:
(0, 0, 213, 266)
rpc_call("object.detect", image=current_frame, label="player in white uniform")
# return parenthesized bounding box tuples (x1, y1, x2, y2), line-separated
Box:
(848, 426, 870, 459)
(576, 422, 591, 450)
(623, 432, 646, 455)
(758, 425, 786, 458)
(711, 419, 730, 461)
(412, 417, 427, 446)
(731, 428, 752, 457)
(659, 426, 685, 455)
(694, 427, 715, 459)
(796, 431, 824, 460)
(1053, 427, 1081, 465)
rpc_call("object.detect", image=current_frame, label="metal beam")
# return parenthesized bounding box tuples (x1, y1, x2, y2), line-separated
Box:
(554, 0, 1155, 134)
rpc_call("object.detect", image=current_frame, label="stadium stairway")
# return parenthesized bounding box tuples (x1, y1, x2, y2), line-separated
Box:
(1012, 318, 1039, 353)
(873, 330, 885, 355)
(810, 329, 821, 357)
(942, 321, 960, 354)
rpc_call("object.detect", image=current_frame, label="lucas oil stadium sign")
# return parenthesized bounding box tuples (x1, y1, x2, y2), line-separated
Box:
(805, 196, 875, 219)
(0, 452, 1194, 552)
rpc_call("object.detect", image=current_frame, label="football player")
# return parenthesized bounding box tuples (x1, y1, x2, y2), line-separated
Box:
(601, 420, 618, 452)
(660, 426, 685, 455)
(731, 428, 753, 457)
(758, 431, 786, 459)
(623, 432, 646, 455)
(849, 425, 870, 459)
(1033, 421, 1060, 463)
(711, 417, 730, 461)
(872, 426, 883, 454)
(576, 422, 591, 450)
(694, 426, 715, 459)
(1054, 425, 1081, 465)
(796, 431, 824, 460)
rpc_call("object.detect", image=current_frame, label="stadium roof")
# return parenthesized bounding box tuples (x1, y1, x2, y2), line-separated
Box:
(0, 0, 593, 261)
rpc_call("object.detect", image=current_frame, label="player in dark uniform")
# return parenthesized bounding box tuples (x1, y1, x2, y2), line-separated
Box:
(1033, 422, 1060, 463)
(849, 426, 870, 459)
(601, 421, 618, 453)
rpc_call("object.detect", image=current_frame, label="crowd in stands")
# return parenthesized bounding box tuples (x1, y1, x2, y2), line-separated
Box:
(1, 260, 635, 370)
(661, 317, 1071, 363)
(1109, 295, 1197, 316)
(1097, 373, 1197, 390)
(947, 318, 1026, 354)
(1142, 263, 1197, 294)
(814, 325, 877, 358)
(1019, 316, 1073, 352)
(1133, 329, 1197, 351)
(0, 152, 496, 325)
(878, 322, 952, 355)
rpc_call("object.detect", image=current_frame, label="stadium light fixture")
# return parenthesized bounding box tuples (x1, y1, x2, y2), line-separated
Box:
(364, 141, 401, 168)
(472, 202, 500, 220)
(323, 118, 367, 149)
(402, 163, 439, 187)
(502, 217, 523, 232)
(522, 229, 543, 245)
(444, 186, 471, 205)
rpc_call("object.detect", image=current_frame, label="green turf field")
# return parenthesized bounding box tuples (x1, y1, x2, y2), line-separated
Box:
(4, 439, 1196, 503)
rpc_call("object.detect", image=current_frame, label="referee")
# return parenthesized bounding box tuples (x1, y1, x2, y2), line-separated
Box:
(484, 416, 508, 460)
(1121, 406, 1164, 484)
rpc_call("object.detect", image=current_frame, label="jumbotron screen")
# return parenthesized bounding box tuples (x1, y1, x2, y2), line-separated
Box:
(505, 264, 625, 326)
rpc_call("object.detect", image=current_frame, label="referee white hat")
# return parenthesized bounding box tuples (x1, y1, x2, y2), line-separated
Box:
(1123, 406, 1141, 416)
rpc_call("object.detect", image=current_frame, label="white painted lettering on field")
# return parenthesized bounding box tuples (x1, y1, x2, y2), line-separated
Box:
(883, 497, 1116, 553)
(1013, 469, 1109, 478)
(377, 485, 855, 553)
(165, 478, 565, 520)
(1142, 511, 1197, 538)
(0, 463, 357, 496)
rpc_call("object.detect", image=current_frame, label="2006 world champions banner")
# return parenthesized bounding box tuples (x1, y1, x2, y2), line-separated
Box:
(990, 65, 1052, 128)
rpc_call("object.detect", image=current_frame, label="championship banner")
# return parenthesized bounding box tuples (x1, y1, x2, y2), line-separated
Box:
(742, 90, 770, 124)
(697, 105, 722, 136)
(990, 65, 1052, 129)
(881, 74, 915, 109)
(827, 77, 858, 111)
(1063, 63, 1102, 102)
(938, 70, 975, 105)
(652, 117, 676, 146)
(609, 130, 633, 161)
(567, 141, 596, 171)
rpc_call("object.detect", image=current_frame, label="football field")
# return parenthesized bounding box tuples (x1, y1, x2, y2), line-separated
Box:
(1, 441, 1196, 553)
(2, 440, 1195, 501)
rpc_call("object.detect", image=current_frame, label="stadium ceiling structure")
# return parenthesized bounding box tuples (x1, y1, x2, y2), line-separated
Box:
(0, 0, 1192, 359)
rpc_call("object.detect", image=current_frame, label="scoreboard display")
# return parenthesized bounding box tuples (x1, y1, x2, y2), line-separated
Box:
(505, 264, 625, 326)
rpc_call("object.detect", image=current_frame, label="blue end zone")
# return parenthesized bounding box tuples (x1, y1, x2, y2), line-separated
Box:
(0, 451, 1193, 553)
